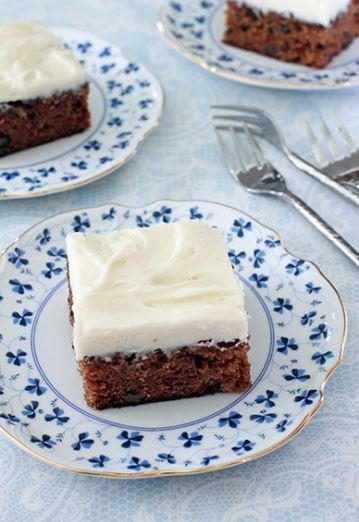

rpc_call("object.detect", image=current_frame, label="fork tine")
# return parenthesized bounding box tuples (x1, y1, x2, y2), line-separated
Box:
(305, 121, 328, 167)
(229, 126, 253, 169)
(319, 115, 344, 161)
(243, 123, 266, 167)
(214, 128, 241, 177)
(213, 114, 260, 126)
(334, 112, 357, 154)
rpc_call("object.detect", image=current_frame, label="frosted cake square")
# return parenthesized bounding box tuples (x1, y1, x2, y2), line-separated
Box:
(66, 220, 251, 409)
(0, 21, 90, 157)
(224, 0, 359, 67)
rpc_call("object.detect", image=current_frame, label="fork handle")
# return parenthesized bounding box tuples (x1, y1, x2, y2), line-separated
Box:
(284, 190, 359, 268)
(288, 151, 359, 206)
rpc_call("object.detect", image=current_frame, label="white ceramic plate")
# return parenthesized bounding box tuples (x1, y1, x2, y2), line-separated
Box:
(0, 28, 163, 199)
(158, 0, 359, 90)
(0, 200, 346, 477)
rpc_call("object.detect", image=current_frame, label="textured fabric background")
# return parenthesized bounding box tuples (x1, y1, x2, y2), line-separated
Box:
(0, 1, 358, 521)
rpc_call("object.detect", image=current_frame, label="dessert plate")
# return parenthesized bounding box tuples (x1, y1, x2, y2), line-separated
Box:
(158, 0, 359, 90)
(0, 28, 163, 199)
(0, 200, 346, 478)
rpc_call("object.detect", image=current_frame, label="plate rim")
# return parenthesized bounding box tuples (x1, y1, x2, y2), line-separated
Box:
(0, 26, 165, 200)
(157, 3, 359, 91)
(0, 198, 348, 478)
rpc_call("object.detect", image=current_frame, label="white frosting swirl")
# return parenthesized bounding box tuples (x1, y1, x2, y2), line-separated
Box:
(66, 220, 249, 360)
(234, 0, 351, 26)
(0, 21, 85, 103)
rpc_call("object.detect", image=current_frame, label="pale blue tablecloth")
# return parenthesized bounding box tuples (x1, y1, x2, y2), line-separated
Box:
(0, 1, 358, 521)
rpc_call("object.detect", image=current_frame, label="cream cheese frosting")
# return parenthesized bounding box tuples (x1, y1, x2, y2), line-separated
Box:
(234, 0, 351, 26)
(0, 21, 86, 103)
(66, 220, 249, 360)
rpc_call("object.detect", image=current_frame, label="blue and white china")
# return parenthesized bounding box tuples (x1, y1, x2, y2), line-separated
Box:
(158, 0, 359, 90)
(0, 28, 163, 199)
(0, 200, 346, 477)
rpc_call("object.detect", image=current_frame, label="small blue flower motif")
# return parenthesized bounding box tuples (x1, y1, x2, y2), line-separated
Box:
(127, 457, 151, 471)
(117, 430, 143, 448)
(228, 250, 246, 266)
(38, 167, 55, 177)
(286, 259, 305, 276)
(47, 247, 67, 259)
(24, 378, 46, 396)
(12, 309, 33, 327)
(276, 336, 298, 354)
(37, 228, 51, 245)
(114, 140, 129, 149)
(1, 171, 19, 180)
(110, 98, 123, 108)
(264, 236, 280, 248)
(202, 455, 219, 466)
(84, 140, 101, 150)
(42, 262, 63, 279)
(232, 439, 255, 455)
(30, 434, 56, 449)
(170, 1, 182, 11)
(72, 432, 94, 451)
(255, 390, 278, 408)
(9, 279, 33, 294)
(273, 298, 293, 314)
(8, 248, 28, 268)
(0, 413, 20, 425)
(102, 207, 117, 221)
(232, 218, 252, 238)
(253, 249, 265, 268)
(157, 453, 176, 464)
(121, 85, 134, 96)
(71, 161, 88, 170)
(189, 206, 203, 220)
(153, 206, 172, 223)
(284, 369, 310, 382)
(276, 419, 289, 432)
(178, 431, 203, 448)
(99, 46, 111, 57)
(108, 116, 123, 127)
(312, 351, 334, 365)
(21, 400, 39, 419)
(71, 214, 90, 232)
(101, 63, 115, 73)
(310, 324, 330, 341)
(249, 273, 268, 289)
(139, 79, 150, 87)
(6, 349, 27, 366)
(77, 41, 92, 53)
(301, 311, 316, 326)
(139, 98, 154, 109)
(218, 411, 242, 428)
(0, 386, 3, 395)
(294, 389, 318, 407)
(99, 156, 113, 164)
(306, 282, 322, 294)
(126, 63, 140, 74)
(136, 215, 149, 228)
(88, 455, 110, 468)
(107, 80, 122, 90)
(45, 407, 69, 426)
(250, 412, 277, 424)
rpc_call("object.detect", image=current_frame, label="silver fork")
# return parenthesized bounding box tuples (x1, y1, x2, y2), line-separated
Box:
(212, 106, 359, 205)
(214, 124, 359, 269)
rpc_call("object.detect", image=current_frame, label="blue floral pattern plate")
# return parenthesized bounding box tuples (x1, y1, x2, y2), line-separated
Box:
(0, 28, 163, 199)
(0, 200, 346, 477)
(158, 0, 359, 90)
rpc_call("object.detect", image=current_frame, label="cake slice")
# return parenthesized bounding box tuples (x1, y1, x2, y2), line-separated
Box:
(0, 21, 90, 157)
(223, 0, 359, 68)
(66, 219, 251, 409)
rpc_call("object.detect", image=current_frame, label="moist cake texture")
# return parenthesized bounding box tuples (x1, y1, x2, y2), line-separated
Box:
(66, 220, 251, 409)
(224, 0, 359, 68)
(0, 21, 90, 156)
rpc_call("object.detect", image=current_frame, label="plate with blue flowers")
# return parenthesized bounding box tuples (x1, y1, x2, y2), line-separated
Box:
(158, 0, 359, 90)
(0, 199, 346, 477)
(0, 28, 163, 199)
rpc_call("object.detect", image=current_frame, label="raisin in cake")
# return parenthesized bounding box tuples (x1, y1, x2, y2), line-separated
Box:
(66, 219, 251, 409)
(0, 21, 90, 157)
(224, 0, 359, 67)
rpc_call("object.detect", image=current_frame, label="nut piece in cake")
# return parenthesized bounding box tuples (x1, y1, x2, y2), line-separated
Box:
(0, 21, 90, 157)
(66, 219, 251, 409)
(223, 0, 359, 68)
